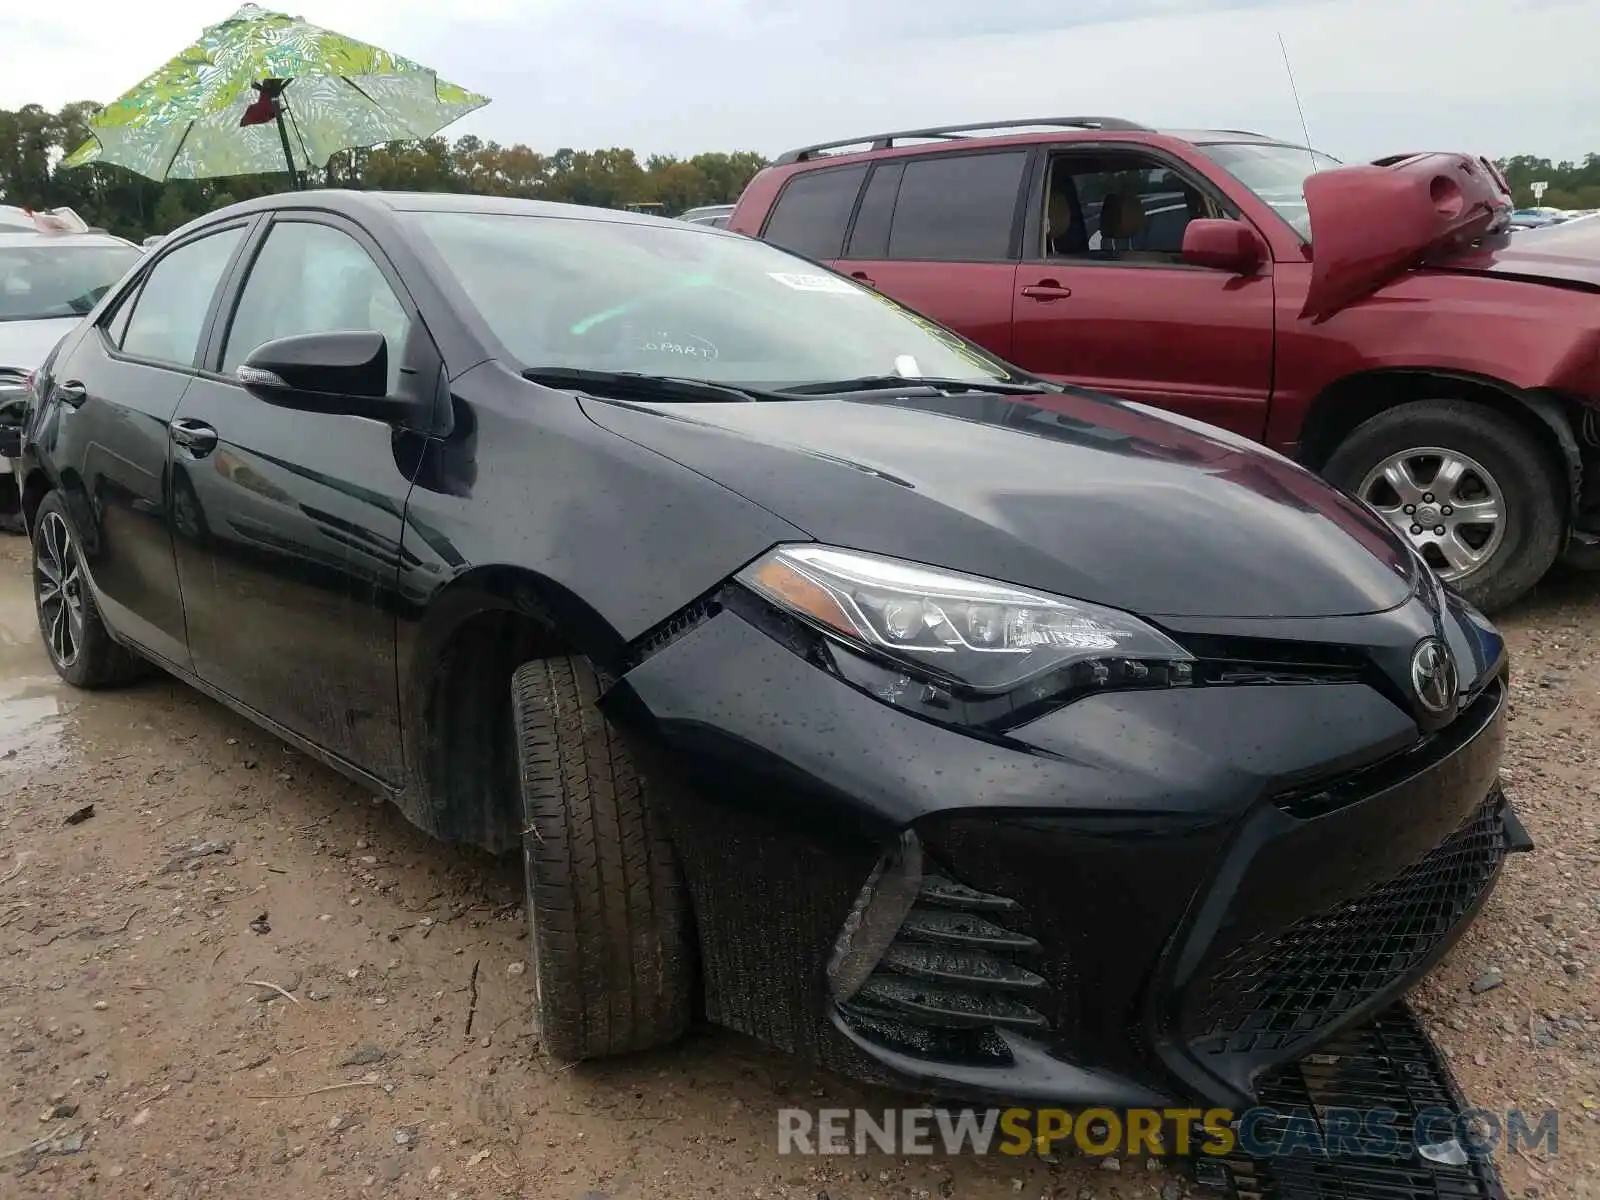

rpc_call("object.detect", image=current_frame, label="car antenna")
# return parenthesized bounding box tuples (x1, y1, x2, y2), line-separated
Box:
(1276, 32, 1317, 170)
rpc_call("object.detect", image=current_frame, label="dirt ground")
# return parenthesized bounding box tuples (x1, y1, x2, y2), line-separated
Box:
(1, 533, 1596, 1200)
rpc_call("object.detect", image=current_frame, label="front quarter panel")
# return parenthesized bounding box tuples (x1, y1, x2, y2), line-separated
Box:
(1267, 263, 1600, 449)
(394, 361, 807, 731)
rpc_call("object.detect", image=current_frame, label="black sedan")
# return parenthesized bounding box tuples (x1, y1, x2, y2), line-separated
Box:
(16, 190, 1524, 1109)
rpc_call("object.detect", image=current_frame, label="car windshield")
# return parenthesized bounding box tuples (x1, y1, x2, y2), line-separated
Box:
(0, 243, 142, 322)
(400, 210, 1012, 388)
(1197, 143, 1342, 241)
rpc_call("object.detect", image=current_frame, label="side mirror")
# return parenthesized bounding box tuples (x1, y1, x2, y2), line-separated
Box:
(237, 330, 421, 424)
(1181, 219, 1264, 274)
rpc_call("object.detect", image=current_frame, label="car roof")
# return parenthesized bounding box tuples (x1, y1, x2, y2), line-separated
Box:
(192, 188, 715, 231)
(771, 119, 1309, 167)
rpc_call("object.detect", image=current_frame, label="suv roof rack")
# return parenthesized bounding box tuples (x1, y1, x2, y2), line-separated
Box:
(774, 117, 1150, 165)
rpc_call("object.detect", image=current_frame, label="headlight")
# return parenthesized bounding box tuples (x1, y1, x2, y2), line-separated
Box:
(735, 544, 1193, 697)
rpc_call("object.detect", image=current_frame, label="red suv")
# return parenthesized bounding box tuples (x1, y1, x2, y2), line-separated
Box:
(729, 117, 1600, 612)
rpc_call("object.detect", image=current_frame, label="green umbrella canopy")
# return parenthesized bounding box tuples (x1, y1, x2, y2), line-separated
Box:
(62, 4, 488, 181)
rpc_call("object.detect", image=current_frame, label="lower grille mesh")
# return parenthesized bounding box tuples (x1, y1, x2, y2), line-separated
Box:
(836, 871, 1052, 1065)
(1197, 1003, 1507, 1200)
(1191, 795, 1506, 1059)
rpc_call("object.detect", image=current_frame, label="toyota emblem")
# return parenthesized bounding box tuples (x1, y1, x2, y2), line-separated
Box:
(1411, 638, 1458, 716)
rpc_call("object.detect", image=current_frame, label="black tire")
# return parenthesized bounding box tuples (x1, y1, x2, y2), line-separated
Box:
(1322, 399, 1563, 613)
(31, 490, 147, 688)
(510, 655, 692, 1062)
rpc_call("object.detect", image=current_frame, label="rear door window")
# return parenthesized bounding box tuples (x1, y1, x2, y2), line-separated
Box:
(844, 162, 904, 260)
(886, 151, 1028, 262)
(761, 165, 868, 260)
(119, 227, 246, 366)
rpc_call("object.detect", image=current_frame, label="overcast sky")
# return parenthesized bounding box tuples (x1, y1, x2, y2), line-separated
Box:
(3, 0, 1594, 164)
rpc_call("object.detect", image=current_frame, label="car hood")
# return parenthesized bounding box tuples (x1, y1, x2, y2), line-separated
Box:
(0, 316, 78, 372)
(580, 387, 1420, 620)
(1429, 214, 1600, 291)
(1301, 152, 1513, 320)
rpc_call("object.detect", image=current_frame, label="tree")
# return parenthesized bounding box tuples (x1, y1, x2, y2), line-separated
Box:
(0, 100, 772, 240)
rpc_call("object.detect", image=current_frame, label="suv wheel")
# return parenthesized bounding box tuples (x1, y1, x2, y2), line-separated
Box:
(509, 655, 693, 1062)
(1322, 399, 1562, 612)
(31, 491, 147, 687)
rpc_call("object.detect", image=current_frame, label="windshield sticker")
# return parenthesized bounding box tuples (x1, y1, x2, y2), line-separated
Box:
(766, 271, 860, 294)
(640, 332, 718, 361)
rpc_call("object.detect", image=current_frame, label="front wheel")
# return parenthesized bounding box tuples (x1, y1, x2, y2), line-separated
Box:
(510, 655, 693, 1063)
(1322, 400, 1563, 613)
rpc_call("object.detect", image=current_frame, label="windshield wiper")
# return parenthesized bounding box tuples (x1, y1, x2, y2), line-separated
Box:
(522, 367, 781, 404)
(777, 375, 1060, 397)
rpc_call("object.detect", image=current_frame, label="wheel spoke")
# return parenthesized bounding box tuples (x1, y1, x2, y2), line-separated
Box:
(49, 603, 71, 661)
(1432, 455, 1469, 501)
(65, 602, 84, 655)
(1435, 529, 1489, 573)
(43, 515, 64, 571)
(1449, 497, 1500, 523)
(37, 581, 62, 608)
(1380, 462, 1425, 506)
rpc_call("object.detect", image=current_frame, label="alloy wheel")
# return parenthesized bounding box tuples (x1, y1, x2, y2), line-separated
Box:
(35, 510, 86, 668)
(1356, 446, 1507, 581)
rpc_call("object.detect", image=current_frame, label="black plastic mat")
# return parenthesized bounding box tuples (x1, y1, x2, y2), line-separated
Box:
(1191, 1003, 1508, 1200)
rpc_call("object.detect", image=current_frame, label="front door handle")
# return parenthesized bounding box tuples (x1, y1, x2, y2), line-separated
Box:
(849, 270, 877, 288)
(1020, 281, 1073, 301)
(56, 380, 88, 408)
(169, 418, 218, 457)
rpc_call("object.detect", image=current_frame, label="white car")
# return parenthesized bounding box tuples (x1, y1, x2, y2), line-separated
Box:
(0, 207, 142, 531)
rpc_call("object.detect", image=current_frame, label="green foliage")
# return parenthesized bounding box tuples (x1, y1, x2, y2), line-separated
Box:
(1496, 153, 1600, 209)
(1, 101, 770, 239)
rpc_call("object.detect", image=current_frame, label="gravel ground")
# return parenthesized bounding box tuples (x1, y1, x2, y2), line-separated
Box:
(1, 533, 1596, 1199)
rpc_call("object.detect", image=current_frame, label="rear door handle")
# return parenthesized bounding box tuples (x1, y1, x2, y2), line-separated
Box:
(1020, 281, 1073, 301)
(55, 380, 88, 408)
(169, 417, 218, 457)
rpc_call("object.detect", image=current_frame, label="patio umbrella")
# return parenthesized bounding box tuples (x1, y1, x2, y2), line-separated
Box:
(61, 4, 488, 186)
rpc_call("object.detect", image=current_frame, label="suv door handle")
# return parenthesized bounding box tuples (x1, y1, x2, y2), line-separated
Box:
(169, 418, 218, 457)
(1020, 281, 1073, 301)
(55, 380, 88, 408)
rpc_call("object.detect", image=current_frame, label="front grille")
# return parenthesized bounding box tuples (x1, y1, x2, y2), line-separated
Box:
(1274, 680, 1504, 820)
(1195, 1003, 1507, 1200)
(836, 872, 1053, 1066)
(1189, 795, 1506, 1059)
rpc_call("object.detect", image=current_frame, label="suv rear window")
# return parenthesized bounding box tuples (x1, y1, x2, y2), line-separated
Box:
(762, 165, 867, 260)
(886, 151, 1027, 262)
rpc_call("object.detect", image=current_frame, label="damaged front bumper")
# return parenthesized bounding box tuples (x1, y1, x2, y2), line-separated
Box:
(611, 590, 1524, 1109)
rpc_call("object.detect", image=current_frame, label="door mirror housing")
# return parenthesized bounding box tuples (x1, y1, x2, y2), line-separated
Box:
(1181, 219, 1264, 274)
(237, 330, 424, 424)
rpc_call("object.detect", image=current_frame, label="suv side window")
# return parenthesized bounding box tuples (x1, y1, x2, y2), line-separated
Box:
(222, 220, 411, 393)
(1042, 152, 1223, 263)
(844, 162, 904, 259)
(119, 226, 246, 366)
(762, 165, 868, 260)
(885, 151, 1028, 262)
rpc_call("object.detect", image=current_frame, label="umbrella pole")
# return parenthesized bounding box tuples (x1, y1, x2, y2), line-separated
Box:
(273, 108, 302, 190)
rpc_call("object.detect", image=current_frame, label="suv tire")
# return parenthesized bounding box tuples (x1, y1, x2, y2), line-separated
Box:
(1323, 399, 1562, 613)
(510, 655, 693, 1062)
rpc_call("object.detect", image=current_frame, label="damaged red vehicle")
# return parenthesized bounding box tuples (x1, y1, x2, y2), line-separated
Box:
(730, 119, 1600, 611)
